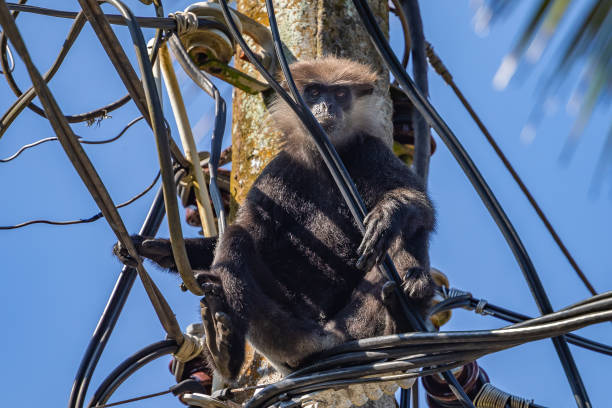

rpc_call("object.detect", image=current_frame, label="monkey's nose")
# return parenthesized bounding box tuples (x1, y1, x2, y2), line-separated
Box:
(312, 102, 337, 121)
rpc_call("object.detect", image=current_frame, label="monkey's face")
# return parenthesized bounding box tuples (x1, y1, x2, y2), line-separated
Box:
(303, 84, 352, 134)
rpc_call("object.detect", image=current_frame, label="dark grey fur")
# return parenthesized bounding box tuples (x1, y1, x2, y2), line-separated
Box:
(115, 57, 435, 381)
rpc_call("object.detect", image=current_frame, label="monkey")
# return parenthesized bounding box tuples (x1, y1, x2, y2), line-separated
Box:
(115, 57, 435, 381)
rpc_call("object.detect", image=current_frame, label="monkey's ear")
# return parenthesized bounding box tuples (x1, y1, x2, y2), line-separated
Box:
(354, 84, 375, 97)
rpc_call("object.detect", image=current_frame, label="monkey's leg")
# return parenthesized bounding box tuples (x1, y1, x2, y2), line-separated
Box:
(211, 225, 346, 375)
(388, 230, 435, 315)
(113, 234, 217, 271)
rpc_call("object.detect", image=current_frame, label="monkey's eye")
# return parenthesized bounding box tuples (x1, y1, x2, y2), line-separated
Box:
(335, 88, 348, 99)
(308, 87, 321, 98)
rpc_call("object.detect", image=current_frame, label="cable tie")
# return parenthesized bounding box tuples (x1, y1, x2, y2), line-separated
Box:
(447, 287, 471, 299)
(475, 299, 489, 315)
(170, 11, 199, 35)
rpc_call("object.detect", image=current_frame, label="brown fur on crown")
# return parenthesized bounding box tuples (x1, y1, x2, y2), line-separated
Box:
(269, 57, 387, 144)
(282, 56, 378, 89)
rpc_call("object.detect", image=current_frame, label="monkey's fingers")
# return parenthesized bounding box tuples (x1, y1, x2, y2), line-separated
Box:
(357, 214, 391, 270)
(140, 239, 176, 268)
(211, 312, 234, 380)
(214, 312, 232, 343)
(141, 239, 172, 256)
(112, 241, 139, 268)
(357, 212, 382, 254)
(200, 298, 220, 357)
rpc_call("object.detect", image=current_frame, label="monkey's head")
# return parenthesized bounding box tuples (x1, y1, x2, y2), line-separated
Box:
(270, 57, 386, 147)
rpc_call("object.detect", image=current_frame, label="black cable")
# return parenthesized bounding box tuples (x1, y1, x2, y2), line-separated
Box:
(349, 1, 592, 406)
(68, 187, 167, 408)
(87, 339, 178, 408)
(287, 340, 523, 380)
(398, 0, 430, 184)
(5, 2, 232, 31)
(0, 30, 13, 73)
(253, 362, 469, 408)
(167, 33, 227, 234)
(0, 10, 132, 127)
(430, 291, 612, 356)
(469, 298, 612, 357)
(398, 9, 428, 406)
(248, 304, 612, 407)
(1, 116, 144, 163)
(0, 171, 160, 230)
(1, 4, 229, 129)
(247, 354, 480, 408)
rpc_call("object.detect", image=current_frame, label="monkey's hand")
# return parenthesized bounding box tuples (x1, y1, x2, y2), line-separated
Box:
(113, 235, 175, 269)
(356, 203, 402, 272)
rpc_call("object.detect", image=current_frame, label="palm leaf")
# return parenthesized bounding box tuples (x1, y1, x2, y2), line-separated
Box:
(474, 0, 612, 183)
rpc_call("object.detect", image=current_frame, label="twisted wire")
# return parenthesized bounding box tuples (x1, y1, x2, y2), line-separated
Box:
(169, 11, 199, 35)
(474, 383, 533, 408)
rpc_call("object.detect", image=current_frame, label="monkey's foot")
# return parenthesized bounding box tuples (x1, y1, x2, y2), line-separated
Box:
(401, 267, 434, 302)
(200, 283, 236, 380)
(356, 207, 397, 271)
(381, 281, 398, 307)
(381, 269, 434, 322)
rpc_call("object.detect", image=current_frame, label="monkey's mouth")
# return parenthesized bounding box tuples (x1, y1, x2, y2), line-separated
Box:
(314, 113, 338, 131)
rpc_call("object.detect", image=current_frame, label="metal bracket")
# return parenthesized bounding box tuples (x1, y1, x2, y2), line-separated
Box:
(177, 1, 276, 94)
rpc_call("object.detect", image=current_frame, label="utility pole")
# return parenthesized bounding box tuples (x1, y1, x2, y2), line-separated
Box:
(230, 0, 393, 206)
(227, 1, 397, 406)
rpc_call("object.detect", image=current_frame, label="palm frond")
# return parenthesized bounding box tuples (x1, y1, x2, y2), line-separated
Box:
(473, 0, 612, 184)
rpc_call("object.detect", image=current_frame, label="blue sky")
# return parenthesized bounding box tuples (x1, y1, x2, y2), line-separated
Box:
(0, 1, 610, 407)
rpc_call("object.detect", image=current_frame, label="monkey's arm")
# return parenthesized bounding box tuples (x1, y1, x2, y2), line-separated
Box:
(349, 136, 434, 272)
(113, 235, 217, 271)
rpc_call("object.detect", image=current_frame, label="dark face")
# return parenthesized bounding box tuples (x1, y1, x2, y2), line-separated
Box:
(303, 84, 352, 131)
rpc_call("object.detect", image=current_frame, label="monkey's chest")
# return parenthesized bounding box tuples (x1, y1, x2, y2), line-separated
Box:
(262, 190, 364, 317)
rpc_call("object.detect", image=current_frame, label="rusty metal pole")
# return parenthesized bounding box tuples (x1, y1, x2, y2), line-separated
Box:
(226, 1, 396, 406)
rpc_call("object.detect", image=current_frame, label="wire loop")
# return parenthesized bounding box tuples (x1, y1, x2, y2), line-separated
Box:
(169, 11, 199, 35)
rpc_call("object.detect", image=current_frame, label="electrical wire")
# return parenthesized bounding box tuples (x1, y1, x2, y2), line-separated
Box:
(244, 295, 612, 408)
(398, 0, 431, 185)
(87, 340, 178, 408)
(430, 290, 612, 356)
(0, 9, 131, 129)
(0, 171, 160, 230)
(0, 116, 144, 163)
(0, 30, 13, 73)
(77, 0, 201, 296)
(388, 0, 411, 69)
(167, 33, 227, 234)
(1, 0, 184, 348)
(349, 1, 591, 406)
(5, 2, 232, 31)
(69, 186, 167, 408)
(90, 390, 171, 408)
(425, 41, 598, 297)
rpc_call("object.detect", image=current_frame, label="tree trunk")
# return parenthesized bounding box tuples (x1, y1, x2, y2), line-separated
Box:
(227, 1, 397, 406)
